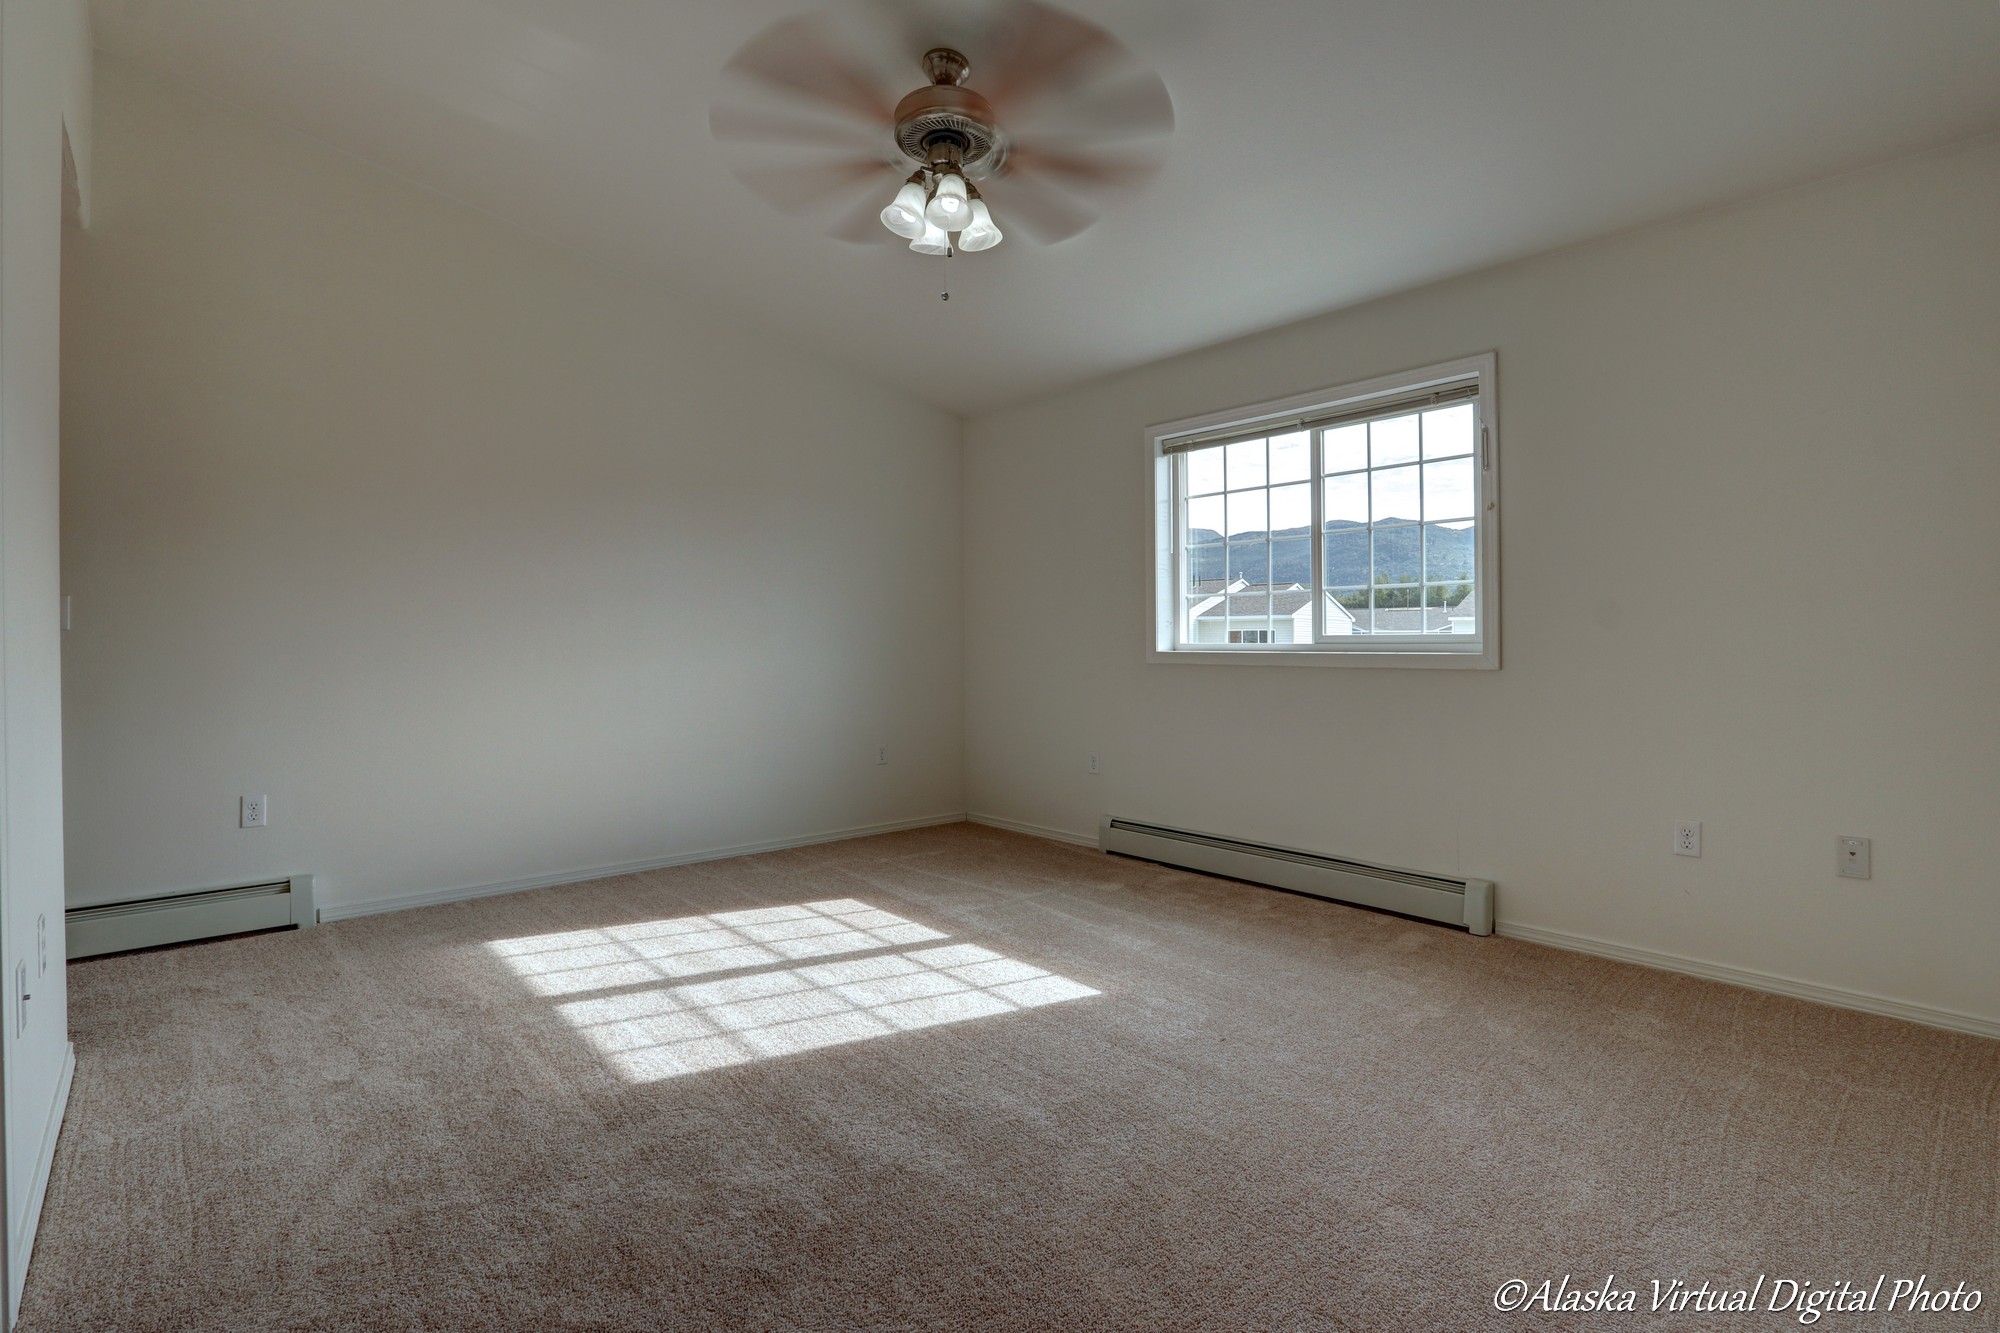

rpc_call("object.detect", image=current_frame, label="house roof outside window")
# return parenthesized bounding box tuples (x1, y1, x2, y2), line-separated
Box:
(1189, 580, 1358, 630)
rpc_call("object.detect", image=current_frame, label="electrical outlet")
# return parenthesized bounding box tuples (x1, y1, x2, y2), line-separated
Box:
(875, 745, 888, 766)
(1837, 836, 1871, 880)
(1087, 753, 1100, 775)
(1673, 821, 1702, 857)
(36, 915, 47, 976)
(241, 794, 268, 828)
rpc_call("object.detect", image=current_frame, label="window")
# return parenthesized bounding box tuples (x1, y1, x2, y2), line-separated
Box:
(1148, 354, 1497, 668)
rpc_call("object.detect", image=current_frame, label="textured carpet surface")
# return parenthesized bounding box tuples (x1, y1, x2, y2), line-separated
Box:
(22, 824, 2000, 1331)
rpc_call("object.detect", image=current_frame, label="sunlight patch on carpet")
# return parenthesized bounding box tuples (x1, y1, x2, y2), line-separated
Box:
(486, 898, 949, 996)
(490, 900, 1098, 1081)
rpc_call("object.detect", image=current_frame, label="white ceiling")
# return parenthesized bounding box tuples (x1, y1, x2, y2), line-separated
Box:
(90, 0, 2000, 415)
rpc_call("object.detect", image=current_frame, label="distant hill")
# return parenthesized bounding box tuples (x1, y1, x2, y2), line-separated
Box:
(1188, 520, 1474, 588)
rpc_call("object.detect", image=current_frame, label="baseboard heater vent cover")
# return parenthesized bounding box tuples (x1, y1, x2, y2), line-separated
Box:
(66, 875, 316, 960)
(1100, 817, 1492, 935)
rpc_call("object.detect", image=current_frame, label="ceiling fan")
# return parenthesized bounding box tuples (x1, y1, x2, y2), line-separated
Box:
(710, 2, 1175, 255)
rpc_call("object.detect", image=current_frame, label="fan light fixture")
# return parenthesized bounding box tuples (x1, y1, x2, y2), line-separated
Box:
(883, 165, 995, 255)
(924, 173, 969, 229)
(908, 219, 953, 256)
(868, 48, 1007, 256)
(956, 196, 1003, 252)
(879, 173, 930, 240)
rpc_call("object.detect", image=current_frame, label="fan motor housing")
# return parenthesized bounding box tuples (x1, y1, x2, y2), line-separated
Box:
(893, 84, 1003, 175)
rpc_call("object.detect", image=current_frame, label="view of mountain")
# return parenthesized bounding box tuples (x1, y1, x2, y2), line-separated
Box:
(1188, 520, 1474, 588)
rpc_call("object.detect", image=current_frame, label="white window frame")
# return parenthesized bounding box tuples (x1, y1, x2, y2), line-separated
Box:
(1146, 353, 1499, 669)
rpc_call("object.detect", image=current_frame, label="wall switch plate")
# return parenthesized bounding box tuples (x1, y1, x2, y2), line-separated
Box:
(1838, 836, 1872, 879)
(15, 963, 28, 1037)
(875, 745, 888, 766)
(1673, 821, 1702, 857)
(242, 794, 268, 828)
(1087, 753, 1100, 775)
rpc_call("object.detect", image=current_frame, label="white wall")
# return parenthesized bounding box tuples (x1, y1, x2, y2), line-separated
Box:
(60, 59, 964, 916)
(0, 0, 90, 1316)
(965, 135, 2000, 1028)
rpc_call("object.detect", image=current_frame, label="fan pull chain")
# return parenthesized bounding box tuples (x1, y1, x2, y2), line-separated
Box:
(941, 247, 953, 300)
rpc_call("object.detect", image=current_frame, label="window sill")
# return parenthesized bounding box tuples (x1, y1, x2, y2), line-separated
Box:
(1147, 645, 1498, 670)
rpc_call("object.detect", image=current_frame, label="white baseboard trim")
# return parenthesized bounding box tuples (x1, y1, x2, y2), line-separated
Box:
(316, 813, 971, 924)
(10, 1041, 75, 1322)
(966, 813, 1099, 848)
(1498, 923, 2000, 1040)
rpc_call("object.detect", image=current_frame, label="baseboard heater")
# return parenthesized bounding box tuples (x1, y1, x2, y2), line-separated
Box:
(1100, 817, 1493, 935)
(66, 875, 317, 960)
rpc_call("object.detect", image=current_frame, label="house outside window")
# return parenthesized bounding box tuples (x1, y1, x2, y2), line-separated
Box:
(1147, 354, 1498, 669)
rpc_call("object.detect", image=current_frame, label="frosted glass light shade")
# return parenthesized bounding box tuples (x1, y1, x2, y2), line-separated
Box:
(908, 219, 952, 255)
(925, 172, 969, 229)
(879, 179, 929, 240)
(956, 198, 1002, 251)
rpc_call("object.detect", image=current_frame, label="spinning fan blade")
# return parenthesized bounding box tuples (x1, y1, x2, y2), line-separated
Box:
(725, 15, 899, 123)
(1006, 141, 1160, 189)
(826, 191, 899, 245)
(1026, 70, 1174, 141)
(979, 2, 1121, 114)
(710, 104, 886, 152)
(979, 173, 1095, 244)
(848, 0, 976, 66)
(735, 157, 892, 215)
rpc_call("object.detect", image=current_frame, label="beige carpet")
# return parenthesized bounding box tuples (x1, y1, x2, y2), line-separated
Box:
(23, 824, 1999, 1331)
